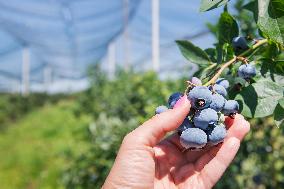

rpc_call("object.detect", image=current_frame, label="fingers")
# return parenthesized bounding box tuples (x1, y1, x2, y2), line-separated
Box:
(225, 114, 250, 140)
(196, 114, 250, 188)
(124, 96, 191, 147)
(195, 114, 250, 169)
(198, 137, 240, 188)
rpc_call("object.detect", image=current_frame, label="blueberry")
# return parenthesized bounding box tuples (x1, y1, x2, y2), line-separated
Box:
(207, 124, 227, 145)
(191, 77, 202, 86)
(232, 36, 249, 52)
(253, 174, 262, 185)
(238, 64, 256, 79)
(168, 92, 183, 108)
(177, 118, 194, 135)
(216, 78, 229, 89)
(155, 105, 168, 114)
(211, 84, 227, 97)
(223, 100, 239, 116)
(180, 128, 207, 149)
(193, 108, 218, 130)
(188, 86, 213, 110)
(210, 94, 226, 112)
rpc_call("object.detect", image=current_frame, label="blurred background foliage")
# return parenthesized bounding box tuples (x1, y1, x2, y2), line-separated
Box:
(0, 69, 283, 189)
(0, 0, 283, 189)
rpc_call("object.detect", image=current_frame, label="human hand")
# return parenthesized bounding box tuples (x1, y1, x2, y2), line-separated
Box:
(102, 96, 250, 189)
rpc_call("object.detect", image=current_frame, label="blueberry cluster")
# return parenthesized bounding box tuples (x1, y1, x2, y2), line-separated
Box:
(155, 77, 240, 151)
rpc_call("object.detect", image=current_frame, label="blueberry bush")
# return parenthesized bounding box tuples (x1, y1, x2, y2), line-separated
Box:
(175, 0, 284, 128)
(0, 93, 66, 130)
(155, 0, 284, 150)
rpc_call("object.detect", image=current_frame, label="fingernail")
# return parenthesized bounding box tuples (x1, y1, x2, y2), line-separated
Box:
(235, 114, 244, 120)
(173, 95, 188, 109)
(225, 114, 244, 129)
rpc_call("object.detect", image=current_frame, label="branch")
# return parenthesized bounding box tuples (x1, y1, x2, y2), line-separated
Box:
(203, 39, 268, 86)
(204, 56, 237, 86)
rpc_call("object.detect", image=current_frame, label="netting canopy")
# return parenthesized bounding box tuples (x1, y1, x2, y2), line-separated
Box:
(0, 0, 222, 93)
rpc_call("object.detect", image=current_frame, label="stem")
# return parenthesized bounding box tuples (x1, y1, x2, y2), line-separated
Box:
(240, 39, 268, 57)
(204, 39, 268, 86)
(204, 57, 237, 86)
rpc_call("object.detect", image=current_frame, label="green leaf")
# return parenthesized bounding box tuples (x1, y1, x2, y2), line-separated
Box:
(235, 79, 284, 118)
(176, 40, 211, 65)
(260, 58, 284, 76)
(200, 0, 229, 12)
(218, 12, 239, 45)
(222, 43, 235, 62)
(204, 48, 217, 62)
(273, 75, 284, 87)
(279, 97, 284, 108)
(234, 77, 247, 86)
(193, 63, 219, 81)
(243, 1, 258, 22)
(257, 0, 284, 45)
(216, 44, 223, 64)
(274, 103, 284, 127)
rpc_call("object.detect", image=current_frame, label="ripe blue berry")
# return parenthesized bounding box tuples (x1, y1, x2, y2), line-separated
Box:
(191, 77, 202, 86)
(210, 93, 226, 112)
(253, 174, 263, 185)
(207, 124, 227, 145)
(232, 36, 249, 52)
(216, 78, 229, 89)
(223, 100, 239, 116)
(238, 64, 256, 79)
(193, 108, 218, 130)
(188, 86, 213, 110)
(180, 128, 207, 149)
(155, 105, 168, 114)
(177, 118, 194, 134)
(211, 84, 227, 97)
(168, 92, 183, 108)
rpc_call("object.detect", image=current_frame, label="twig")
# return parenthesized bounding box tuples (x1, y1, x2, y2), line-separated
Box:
(203, 39, 268, 86)
(204, 56, 237, 86)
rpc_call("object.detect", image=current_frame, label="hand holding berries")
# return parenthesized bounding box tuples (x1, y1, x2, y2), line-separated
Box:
(155, 76, 242, 150)
(105, 91, 250, 189)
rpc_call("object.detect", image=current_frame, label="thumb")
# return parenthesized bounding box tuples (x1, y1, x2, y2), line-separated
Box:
(124, 96, 191, 147)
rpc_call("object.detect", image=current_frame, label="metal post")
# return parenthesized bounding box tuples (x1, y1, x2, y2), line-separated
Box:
(123, 0, 130, 70)
(108, 42, 116, 79)
(152, 0, 160, 72)
(22, 47, 30, 95)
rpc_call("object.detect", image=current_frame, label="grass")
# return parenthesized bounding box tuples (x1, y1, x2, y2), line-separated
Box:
(0, 101, 92, 189)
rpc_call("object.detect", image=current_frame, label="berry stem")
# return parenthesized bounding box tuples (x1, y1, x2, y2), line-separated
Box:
(204, 57, 237, 86)
(204, 39, 268, 86)
(184, 83, 192, 95)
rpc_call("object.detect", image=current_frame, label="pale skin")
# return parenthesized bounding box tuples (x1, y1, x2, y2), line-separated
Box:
(103, 96, 250, 189)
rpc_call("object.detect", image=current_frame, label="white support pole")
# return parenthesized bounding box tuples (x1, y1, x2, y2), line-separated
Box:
(21, 47, 30, 96)
(152, 0, 160, 72)
(44, 65, 52, 93)
(108, 42, 116, 79)
(123, 0, 130, 70)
